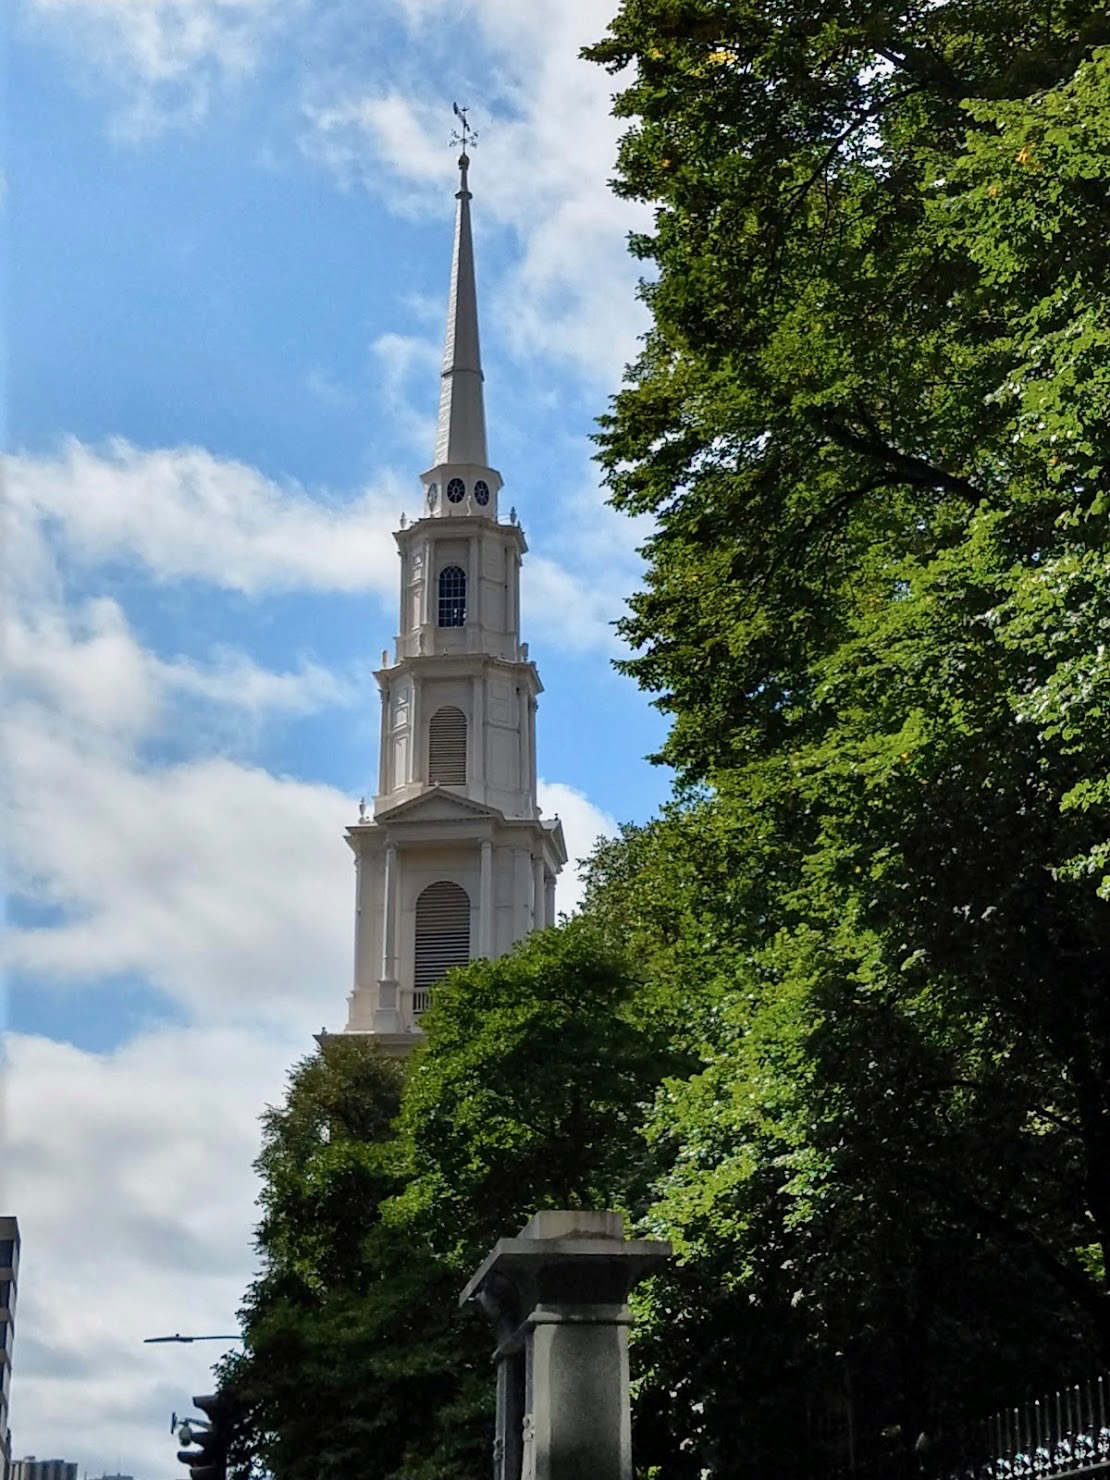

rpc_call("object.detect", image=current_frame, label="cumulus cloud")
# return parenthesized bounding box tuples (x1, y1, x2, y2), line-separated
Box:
(18, 0, 293, 131)
(5, 1025, 297, 1476)
(372, 331, 441, 458)
(301, 0, 651, 389)
(5, 745, 355, 1026)
(538, 778, 618, 914)
(5, 443, 363, 1027)
(9, 438, 406, 597)
(8, 593, 349, 748)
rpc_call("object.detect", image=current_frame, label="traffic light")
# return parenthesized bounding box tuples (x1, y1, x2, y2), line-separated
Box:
(176, 1392, 234, 1480)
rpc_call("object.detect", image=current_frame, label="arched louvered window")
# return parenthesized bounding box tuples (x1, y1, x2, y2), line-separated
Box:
(438, 565, 466, 627)
(429, 705, 467, 785)
(413, 881, 470, 1011)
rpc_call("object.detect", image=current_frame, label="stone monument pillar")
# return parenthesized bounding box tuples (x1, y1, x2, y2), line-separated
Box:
(460, 1210, 671, 1480)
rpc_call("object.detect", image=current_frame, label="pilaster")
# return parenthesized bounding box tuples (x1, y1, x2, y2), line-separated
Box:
(480, 839, 494, 955)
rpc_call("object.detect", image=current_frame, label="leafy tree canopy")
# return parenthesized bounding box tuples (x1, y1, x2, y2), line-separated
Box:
(224, 923, 678, 1480)
(574, 6, 1110, 1471)
(584, 6, 1110, 782)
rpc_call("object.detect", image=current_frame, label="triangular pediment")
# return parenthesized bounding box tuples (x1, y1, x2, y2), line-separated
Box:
(375, 787, 504, 824)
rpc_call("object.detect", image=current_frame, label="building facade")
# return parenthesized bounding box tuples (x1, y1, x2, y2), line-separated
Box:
(339, 152, 565, 1053)
(10, 1462, 77, 1480)
(0, 1218, 19, 1480)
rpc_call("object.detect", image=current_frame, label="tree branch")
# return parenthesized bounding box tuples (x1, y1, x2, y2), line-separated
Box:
(815, 412, 981, 500)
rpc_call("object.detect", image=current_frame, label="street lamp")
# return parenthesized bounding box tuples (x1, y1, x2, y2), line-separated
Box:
(144, 1333, 240, 1343)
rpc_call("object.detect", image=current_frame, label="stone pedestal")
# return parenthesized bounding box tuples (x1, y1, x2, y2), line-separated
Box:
(460, 1210, 671, 1480)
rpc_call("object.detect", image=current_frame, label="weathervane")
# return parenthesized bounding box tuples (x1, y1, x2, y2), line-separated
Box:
(450, 101, 478, 154)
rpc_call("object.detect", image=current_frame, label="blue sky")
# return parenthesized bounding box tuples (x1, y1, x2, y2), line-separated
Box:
(5, 0, 670, 1471)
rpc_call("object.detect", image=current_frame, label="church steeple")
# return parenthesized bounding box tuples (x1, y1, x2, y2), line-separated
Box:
(435, 153, 486, 467)
(422, 147, 502, 520)
(336, 109, 565, 1054)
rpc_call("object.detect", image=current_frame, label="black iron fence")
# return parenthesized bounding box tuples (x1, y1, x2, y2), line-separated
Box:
(928, 1371, 1110, 1480)
(819, 1371, 1110, 1480)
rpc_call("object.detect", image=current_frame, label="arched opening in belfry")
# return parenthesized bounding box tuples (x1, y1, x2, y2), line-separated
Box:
(429, 705, 467, 785)
(413, 881, 471, 1012)
(438, 565, 467, 627)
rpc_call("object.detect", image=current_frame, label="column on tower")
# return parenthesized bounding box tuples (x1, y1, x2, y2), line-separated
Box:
(381, 844, 398, 990)
(480, 838, 494, 954)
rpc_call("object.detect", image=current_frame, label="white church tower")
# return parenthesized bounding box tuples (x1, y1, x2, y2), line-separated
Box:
(341, 148, 566, 1053)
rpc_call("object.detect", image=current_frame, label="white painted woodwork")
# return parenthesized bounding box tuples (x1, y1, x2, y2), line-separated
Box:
(339, 153, 566, 1053)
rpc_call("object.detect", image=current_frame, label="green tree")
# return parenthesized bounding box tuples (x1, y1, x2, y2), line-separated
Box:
(584, 4, 1110, 781)
(225, 924, 680, 1480)
(572, 8, 1110, 1470)
(223, 1037, 483, 1480)
(394, 918, 687, 1260)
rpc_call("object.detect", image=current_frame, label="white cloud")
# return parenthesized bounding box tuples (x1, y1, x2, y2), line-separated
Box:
(8, 593, 349, 749)
(10, 438, 407, 597)
(18, 0, 292, 132)
(525, 555, 623, 654)
(538, 778, 617, 915)
(5, 743, 355, 1028)
(372, 331, 441, 458)
(300, 0, 651, 390)
(520, 466, 653, 655)
(5, 1024, 295, 1477)
(5, 447, 361, 1029)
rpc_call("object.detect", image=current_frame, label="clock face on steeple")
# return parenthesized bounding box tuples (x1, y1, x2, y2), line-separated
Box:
(446, 477, 466, 503)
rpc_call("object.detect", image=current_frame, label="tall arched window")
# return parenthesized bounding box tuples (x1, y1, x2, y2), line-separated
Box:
(413, 881, 470, 1012)
(429, 705, 467, 785)
(438, 565, 466, 627)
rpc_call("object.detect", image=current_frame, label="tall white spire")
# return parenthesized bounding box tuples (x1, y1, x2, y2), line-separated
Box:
(434, 152, 487, 468)
(335, 113, 566, 1055)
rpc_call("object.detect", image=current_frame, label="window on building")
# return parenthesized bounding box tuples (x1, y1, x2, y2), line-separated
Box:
(446, 476, 466, 503)
(413, 881, 471, 1012)
(0, 1242, 13, 1269)
(438, 565, 467, 627)
(428, 706, 467, 785)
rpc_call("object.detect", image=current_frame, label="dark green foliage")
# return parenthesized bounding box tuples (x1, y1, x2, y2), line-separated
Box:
(222, 1039, 486, 1480)
(225, 925, 676, 1480)
(574, 5, 1110, 1473)
(397, 919, 687, 1252)
(584, 7, 1110, 783)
